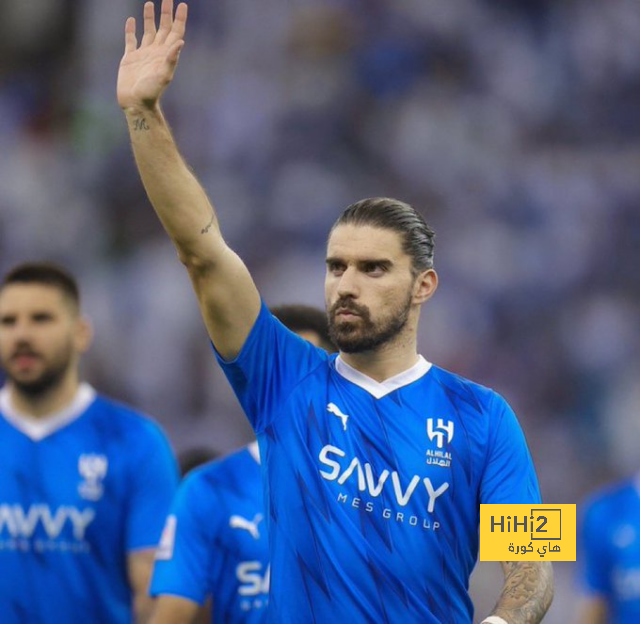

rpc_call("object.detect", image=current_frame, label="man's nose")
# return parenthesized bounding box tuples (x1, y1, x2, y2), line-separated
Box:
(336, 267, 360, 298)
(9, 320, 33, 342)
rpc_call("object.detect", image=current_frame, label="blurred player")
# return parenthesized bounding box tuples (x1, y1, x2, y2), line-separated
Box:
(576, 477, 640, 623)
(118, 2, 553, 622)
(0, 262, 179, 623)
(149, 305, 334, 624)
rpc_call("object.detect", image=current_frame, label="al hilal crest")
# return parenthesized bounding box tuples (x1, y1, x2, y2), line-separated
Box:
(426, 418, 454, 448)
(78, 454, 108, 501)
(426, 418, 454, 468)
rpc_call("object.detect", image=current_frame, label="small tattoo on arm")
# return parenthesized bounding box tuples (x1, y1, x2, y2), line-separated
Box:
(201, 212, 215, 234)
(493, 561, 554, 624)
(133, 118, 150, 131)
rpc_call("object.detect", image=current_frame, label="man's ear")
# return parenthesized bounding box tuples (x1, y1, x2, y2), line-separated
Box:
(75, 316, 94, 355)
(413, 269, 438, 304)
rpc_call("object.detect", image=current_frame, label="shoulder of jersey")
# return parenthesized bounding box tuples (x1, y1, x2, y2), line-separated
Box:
(427, 364, 500, 414)
(90, 394, 169, 437)
(187, 446, 256, 482)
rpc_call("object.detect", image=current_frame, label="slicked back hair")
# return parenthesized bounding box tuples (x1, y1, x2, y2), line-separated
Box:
(1, 262, 80, 312)
(270, 304, 336, 353)
(330, 197, 435, 274)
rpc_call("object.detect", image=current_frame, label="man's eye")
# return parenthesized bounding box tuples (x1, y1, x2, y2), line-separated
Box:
(33, 315, 53, 323)
(364, 264, 385, 275)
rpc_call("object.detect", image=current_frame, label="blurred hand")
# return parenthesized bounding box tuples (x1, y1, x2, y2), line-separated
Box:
(117, 0, 188, 111)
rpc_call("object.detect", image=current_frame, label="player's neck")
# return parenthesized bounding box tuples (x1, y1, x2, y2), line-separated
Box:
(339, 336, 420, 383)
(7, 371, 82, 419)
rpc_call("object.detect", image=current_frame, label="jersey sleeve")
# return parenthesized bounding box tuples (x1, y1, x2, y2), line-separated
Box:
(126, 422, 179, 552)
(213, 300, 328, 432)
(480, 394, 542, 505)
(150, 472, 218, 605)
(579, 499, 611, 596)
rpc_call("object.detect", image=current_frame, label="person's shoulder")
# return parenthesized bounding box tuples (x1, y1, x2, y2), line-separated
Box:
(428, 363, 504, 414)
(188, 445, 253, 478)
(178, 460, 218, 499)
(90, 393, 168, 440)
(180, 446, 257, 504)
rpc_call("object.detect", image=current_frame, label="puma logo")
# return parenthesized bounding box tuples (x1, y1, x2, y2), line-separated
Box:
(327, 403, 349, 431)
(229, 513, 263, 539)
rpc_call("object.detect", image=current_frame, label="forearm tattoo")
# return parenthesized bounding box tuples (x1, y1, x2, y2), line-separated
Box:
(133, 117, 150, 132)
(491, 561, 554, 624)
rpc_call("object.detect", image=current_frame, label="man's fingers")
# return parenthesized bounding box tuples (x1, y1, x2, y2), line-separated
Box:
(124, 17, 138, 54)
(172, 3, 188, 40)
(156, 0, 174, 43)
(141, 1, 156, 46)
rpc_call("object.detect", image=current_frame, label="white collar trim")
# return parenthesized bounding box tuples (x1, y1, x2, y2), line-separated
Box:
(335, 355, 432, 399)
(0, 383, 97, 441)
(247, 441, 261, 464)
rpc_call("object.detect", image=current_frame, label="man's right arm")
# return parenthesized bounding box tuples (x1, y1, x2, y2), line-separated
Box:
(118, 0, 260, 360)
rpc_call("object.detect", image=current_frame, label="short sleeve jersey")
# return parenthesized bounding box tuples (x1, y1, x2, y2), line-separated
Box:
(215, 303, 541, 624)
(151, 444, 269, 622)
(0, 384, 179, 624)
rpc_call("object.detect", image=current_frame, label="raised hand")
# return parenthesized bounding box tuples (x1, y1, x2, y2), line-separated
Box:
(117, 0, 188, 111)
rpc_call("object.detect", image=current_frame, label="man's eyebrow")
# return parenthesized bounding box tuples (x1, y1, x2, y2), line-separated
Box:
(31, 311, 55, 318)
(325, 256, 394, 266)
(358, 258, 393, 267)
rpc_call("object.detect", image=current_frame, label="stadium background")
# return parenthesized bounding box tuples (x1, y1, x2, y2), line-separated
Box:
(1, 0, 639, 621)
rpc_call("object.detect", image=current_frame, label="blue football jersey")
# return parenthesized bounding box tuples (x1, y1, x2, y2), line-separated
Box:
(151, 443, 269, 622)
(215, 302, 541, 624)
(580, 479, 640, 623)
(0, 384, 179, 624)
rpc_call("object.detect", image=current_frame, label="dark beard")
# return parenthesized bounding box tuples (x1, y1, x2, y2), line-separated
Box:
(10, 361, 69, 398)
(4, 341, 74, 399)
(328, 293, 412, 354)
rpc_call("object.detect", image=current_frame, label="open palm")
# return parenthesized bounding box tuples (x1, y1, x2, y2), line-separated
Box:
(117, 0, 188, 110)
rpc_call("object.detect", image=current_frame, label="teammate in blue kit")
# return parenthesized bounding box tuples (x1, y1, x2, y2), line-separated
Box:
(149, 305, 335, 624)
(0, 262, 179, 623)
(576, 477, 640, 623)
(118, 2, 553, 622)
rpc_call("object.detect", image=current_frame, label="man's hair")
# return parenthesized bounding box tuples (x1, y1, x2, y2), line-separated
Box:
(270, 304, 336, 353)
(2, 262, 80, 310)
(331, 197, 435, 273)
(178, 447, 219, 478)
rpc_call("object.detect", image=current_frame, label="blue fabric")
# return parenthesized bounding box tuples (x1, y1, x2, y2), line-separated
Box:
(151, 446, 268, 622)
(580, 480, 640, 623)
(214, 303, 541, 624)
(0, 395, 178, 623)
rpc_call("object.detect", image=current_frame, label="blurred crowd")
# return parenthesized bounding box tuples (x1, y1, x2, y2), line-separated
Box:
(1, 0, 639, 618)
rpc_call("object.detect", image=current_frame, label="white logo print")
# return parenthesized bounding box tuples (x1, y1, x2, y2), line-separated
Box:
(426, 419, 454, 449)
(156, 515, 177, 560)
(230, 514, 263, 539)
(327, 403, 349, 431)
(0, 504, 95, 540)
(237, 562, 270, 612)
(78, 454, 108, 501)
(319, 445, 449, 511)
